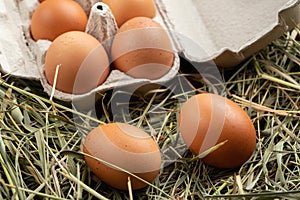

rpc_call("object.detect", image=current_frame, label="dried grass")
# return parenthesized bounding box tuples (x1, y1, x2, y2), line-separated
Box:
(0, 27, 299, 199)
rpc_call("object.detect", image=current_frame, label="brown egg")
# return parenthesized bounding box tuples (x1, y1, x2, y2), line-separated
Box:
(31, 0, 87, 41)
(44, 31, 110, 94)
(102, 0, 156, 27)
(111, 17, 174, 80)
(178, 93, 256, 168)
(83, 123, 161, 190)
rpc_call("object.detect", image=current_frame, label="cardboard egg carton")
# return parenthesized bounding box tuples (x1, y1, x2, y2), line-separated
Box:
(0, 0, 299, 101)
(166, 0, 300, 67)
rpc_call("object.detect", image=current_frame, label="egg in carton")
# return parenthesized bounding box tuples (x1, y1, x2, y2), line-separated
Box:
(0, 0, 180, 103)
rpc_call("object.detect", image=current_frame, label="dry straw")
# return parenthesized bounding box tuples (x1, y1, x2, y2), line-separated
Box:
(0, 27, 299, 199)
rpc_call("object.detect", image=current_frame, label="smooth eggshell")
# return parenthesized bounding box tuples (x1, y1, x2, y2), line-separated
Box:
(44, 31, 110, 94)
(102, 0, 156, 27)
(31, 0, 87, 41)
(83, 123, 161, 190)
(179, 93, 256, 168)
(111, 17, 174, 80)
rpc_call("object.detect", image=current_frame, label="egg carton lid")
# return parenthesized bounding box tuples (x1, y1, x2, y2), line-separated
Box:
(157, 0, 300, 67)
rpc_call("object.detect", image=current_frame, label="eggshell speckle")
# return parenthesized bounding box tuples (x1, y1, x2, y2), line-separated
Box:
(31, 0, 88, 41)
(179, 93, 256, 168)
(111, 17, 174, 80)
(102, 0, 156, 27)
(83, 123, 161, 190)
(44, 31, 110, 94)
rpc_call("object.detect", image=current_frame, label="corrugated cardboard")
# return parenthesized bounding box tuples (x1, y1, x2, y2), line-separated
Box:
(0, 0, 299, 100)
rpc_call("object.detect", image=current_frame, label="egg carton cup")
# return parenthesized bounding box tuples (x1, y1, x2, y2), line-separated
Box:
(0, 0, 180, 102)
(1, 0, 299, 101)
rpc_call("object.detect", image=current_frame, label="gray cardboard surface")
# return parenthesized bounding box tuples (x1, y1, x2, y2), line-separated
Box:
(158, 0, 300, 67)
